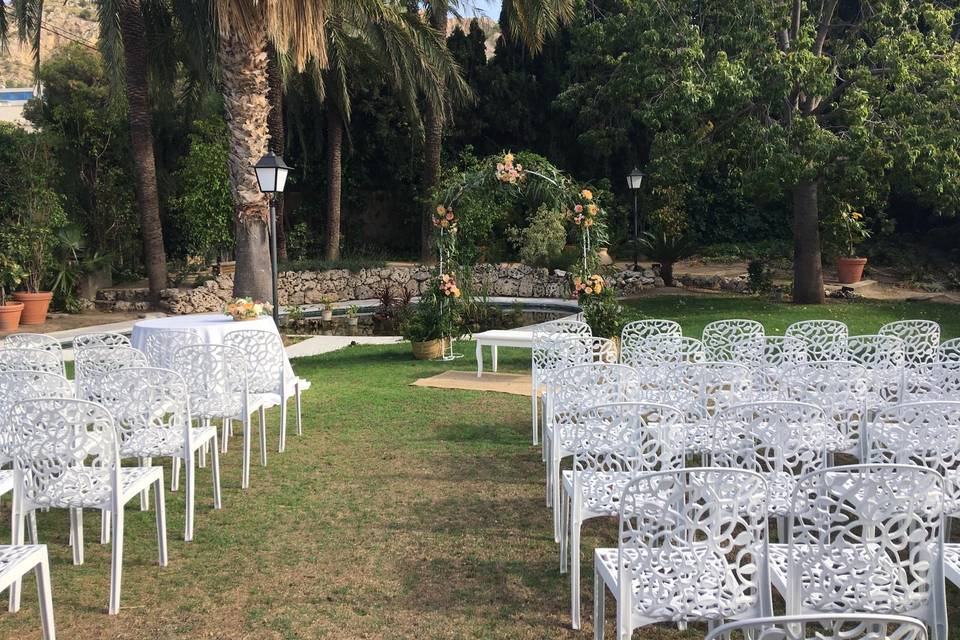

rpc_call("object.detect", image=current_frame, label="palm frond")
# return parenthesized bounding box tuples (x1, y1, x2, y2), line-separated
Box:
(11, 0, 44, 81)
(503, 0, 573, 54)
(212, 0, 328, 71)
(0, 2, 9, 52)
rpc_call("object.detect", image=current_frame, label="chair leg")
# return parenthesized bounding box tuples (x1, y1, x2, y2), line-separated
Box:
(552, 457, 562, 543)
(108, 507, 124, 615)
(100, 510, 111, 545)
(221, 418, 230, 454)
(185, 450, 195, 543)
(70, 508, 84, 565)
(27, 510, 38, 545)
(295, 386, 303, 436)
(139, 458, 151, 511)
(571, 517, 582, 630)
(211, 435, 223, 510)
(8, 499, 26, 612)
(241, 412, 251, 489)
(153, 477, 168, 567)
(278, 399, 288, 453)
(199, 442, 207, 469)
(258, 406, 268, 467)
(35, 552, 56, 640)
(171, 456, 181, 492)
(559, 492, 569, 575)
(594, 564, 604, 640)
(531, 391, 539, 446)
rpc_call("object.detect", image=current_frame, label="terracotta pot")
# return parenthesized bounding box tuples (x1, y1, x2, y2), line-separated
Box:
(836, 257, 868, 285)
(13, 291, 53, 325)
(0, 302, 24, 332)
(597, 247, 614, 266)
(347, 317, 359, 326)
(411, 338, 445, 360)
(322, 310, 333, 321)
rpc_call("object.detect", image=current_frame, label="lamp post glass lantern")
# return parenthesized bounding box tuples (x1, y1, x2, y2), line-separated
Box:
(626, 168, 645, 271)
(254, 152, 291, 325)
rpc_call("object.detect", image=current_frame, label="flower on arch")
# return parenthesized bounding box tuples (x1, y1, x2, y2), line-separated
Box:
(495, 152, 525, 184)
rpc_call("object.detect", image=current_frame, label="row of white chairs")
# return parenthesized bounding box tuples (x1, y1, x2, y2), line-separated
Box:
(0, 327, 311, 630)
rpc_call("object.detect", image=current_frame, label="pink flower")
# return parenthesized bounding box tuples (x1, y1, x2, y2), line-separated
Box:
(574, 204, 583, 213)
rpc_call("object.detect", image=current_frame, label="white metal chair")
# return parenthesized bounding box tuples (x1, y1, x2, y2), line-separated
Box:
(89, 368, 222, 541)
(879, 320, 941, 367)
(143, 329, 201, 370)
(2, 334, 65, 376)
(619, 335, 705, 372)
(702, 319, 764, 362)
(785, 320, 849, 362)
(767, 464, 947, 640)
(732, 336, 807, 397)
(711, 401, 828, 536)
(847, 335, 906, 398)
(0, 545, 56, 638)
(561, 401, 686, 629)
(74, 346, 149, 400)
(531, 320, 592, 445)
(780, 361, 872, 458)
(619, 319, 682, 352)
(705, 614, 928, 640)
(546, 363, 640, 542)
(593, 468, 771, 640)
(224, 329, 311, 453)
(72, 331, 131, 350)
(0, 348, 62, 375)
(650, 361, 754, 453)
(938, 338, 960, 363)
(867, 401, 960, 521)
(173, 344, 267, 490)
(8, 398, 168, 615)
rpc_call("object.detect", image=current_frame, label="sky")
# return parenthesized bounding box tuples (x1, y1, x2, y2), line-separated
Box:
(462, 0, 503, 19)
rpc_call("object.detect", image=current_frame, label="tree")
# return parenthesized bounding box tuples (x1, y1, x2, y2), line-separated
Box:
(689, 0, 960, 303)
(318, 1, 468, 261)
(213, 0, 328, 299)
(9, 0, 171, 299)
(418, 0, 575, 261)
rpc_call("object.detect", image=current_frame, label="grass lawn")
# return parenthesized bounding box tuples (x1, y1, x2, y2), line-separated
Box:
(0, 294, 958, 639)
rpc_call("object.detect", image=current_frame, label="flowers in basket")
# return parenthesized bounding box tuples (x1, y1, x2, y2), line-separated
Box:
(495, 152, 525, 184)
(224, 297, 273, 321)
(573, 274, 605, 298)
(439, 273, 461, 298)
(432, 205, 458, 232)
(571, 189, 599, 228)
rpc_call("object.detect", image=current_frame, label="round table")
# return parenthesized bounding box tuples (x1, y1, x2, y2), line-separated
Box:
(130, 313, 294, 379)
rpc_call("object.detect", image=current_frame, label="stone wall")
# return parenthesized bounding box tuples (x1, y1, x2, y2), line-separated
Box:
(158, 263, 663, 315)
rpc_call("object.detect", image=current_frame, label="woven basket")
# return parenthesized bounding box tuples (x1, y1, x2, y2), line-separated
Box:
(411, 338, 445, 360)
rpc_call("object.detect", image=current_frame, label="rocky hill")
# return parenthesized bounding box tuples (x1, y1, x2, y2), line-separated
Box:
(0, 0, 100, 87)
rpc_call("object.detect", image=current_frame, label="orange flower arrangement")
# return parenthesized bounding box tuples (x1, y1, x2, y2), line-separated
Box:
(439, 273, 461, 298)
(432, 205, 458, 231)
(224, 297, 273, 321)
(571, 188, 599, 227)
(495, 152, 525, 184)
(573, 274, 605, 297)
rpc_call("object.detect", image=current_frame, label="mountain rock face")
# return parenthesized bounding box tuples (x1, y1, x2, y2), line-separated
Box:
(1, 0, 99, 87)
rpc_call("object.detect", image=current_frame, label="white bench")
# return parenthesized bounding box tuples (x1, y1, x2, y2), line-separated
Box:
(474, 329, 534, 377)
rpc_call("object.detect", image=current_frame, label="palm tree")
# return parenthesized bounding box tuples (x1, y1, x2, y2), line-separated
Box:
(418, 0, 575, 261)
(212, 0, 327, 299)
(317, 0, 468, 261)
(8, 0, 173, 300)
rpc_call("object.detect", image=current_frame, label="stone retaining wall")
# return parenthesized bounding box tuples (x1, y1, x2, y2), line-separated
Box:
(157, 264, 663, 315)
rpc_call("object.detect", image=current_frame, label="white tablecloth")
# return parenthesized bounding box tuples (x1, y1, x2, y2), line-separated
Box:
(130, 313, 295, 380)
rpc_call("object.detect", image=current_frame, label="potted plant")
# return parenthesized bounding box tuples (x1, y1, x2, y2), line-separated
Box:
(0, 256, 26, 332)
(346, 304, 360, 327)
(320, 297, 334, 322)
(834, 206, 870, 284)
(402, 272, 463, 360)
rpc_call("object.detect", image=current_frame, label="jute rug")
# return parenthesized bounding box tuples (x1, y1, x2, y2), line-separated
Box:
(411, 370, 532, 396)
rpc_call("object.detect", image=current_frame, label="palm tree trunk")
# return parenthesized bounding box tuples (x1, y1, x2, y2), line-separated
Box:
(266, 42, 288, 260)
(325, 108, 344, 261)
(219, 21, 273, 299)
(420, 2, 447, 263)
(792, 180, 825, 304)
(117, 0, 168, 301)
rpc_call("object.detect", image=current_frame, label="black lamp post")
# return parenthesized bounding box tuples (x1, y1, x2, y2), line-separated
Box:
(626, 167, 646, 271)
(254, 151, 291, 326)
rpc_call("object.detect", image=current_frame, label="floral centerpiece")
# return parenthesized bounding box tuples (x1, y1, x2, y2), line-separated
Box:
(224, 297, 273, 321)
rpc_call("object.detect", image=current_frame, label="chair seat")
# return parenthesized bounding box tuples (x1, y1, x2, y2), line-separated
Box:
(26, 466, 163, 510)
(191, 394, 266, 420)
(0, 545, 46, 592)
(0, 469, 13, 496)
(768, 543, 920, 612)
(594, 546, 755, 622)
(119, 425, 217, 458)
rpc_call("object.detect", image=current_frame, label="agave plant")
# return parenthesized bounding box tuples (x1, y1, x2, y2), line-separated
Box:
(639, 230, 697, 287)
